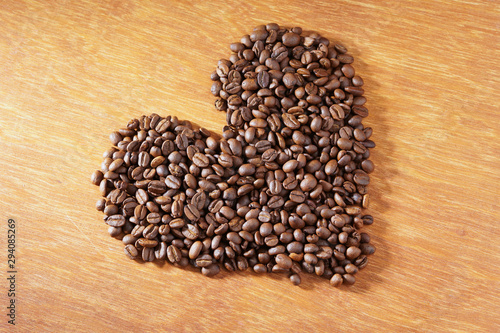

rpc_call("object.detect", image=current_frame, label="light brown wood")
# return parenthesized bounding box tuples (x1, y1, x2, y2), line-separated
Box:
(0, 1, 499, 332)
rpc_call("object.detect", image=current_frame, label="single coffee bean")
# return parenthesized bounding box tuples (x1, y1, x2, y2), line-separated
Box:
(343, 274, 356, 285)
(257, 70, 270, 88)
(106, 215, 125, 227)
(165, 175, 181, 189)
(184, 204, 201, 222)
(289, 273, 301, 285)
(124, 245, 139, 259)
(283, 159, 299, 173)
(167, 245, 182, 263)
(91, 170, 104, 185)
(330, 273, 343, 287)
(346, 246, 362, 259)
(238, 163, 256, 176)
(192, 153, 210, 168)
(202, 263, 220, 277)
(282, 32, 301, 47)
(196, 255, 214, 268)
(268, 196, 285, 209)
(189, 241, 204, 259)
(289, 190, 306, 203)
(137, 238, 158, 248)
(148, 180, 166, 196)
(275, 253, 293, 269)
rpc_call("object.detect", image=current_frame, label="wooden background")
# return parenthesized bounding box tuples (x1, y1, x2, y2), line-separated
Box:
(0, 1, 499, 332)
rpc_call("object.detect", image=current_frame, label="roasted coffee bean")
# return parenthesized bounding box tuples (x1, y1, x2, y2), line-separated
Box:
(184, 204, 201, 222)
(282, 32, 301, 47)
(146, 212, 161, 224)
(167, 245, 182, 263)
(165, 175, 182, 189)
(124, 244, 139, 259)
(189, 240, 204, 259)
(192, 153, 210, 168)
(142, 247, 155, 262)
(257, 70, 270, 88)
(169, 218, 185, 229)
(343, 273, 356, 285)
(289, 190, 306, 203)
(289, 273, 301, 285)
(268, 196, 285, 209)
(94, 24, 376, 287)
(106, 215, 125, 227)
(283, 160, 299, 173)
(155, 242, 168, 260)
(148, 180, 166, 196)
(91, 170, 104, 185)
(330, 273, 343, 287)
(282, 113, 300, 129)
(202, 263, 220, 276)
(238, 163, 256, 176)
(275, 253, 293, 269)
(136, 237, 158, 248)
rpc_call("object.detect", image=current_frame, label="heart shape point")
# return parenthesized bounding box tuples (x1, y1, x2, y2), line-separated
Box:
(92, 24, 376, 287)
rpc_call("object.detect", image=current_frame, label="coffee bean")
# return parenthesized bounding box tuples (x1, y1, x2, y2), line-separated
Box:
(300, 175, 317, 192)
(253, 263, 267, 273)
(167, 245, 182, 263)
(360, 243, 376, 255)
(282, 113, 300, 129)
(147, 212, 161, 224)
(346, 246, 362, 259)
(353, 171, 370, 186)
(124, 245, 139, 259)
(192, 153, 210, 168)
(287, 241, 304, 254)
(289, 273, 301, 285)
(283, 159, 299, 173)
(329, 104, 345, 120)
(282, 32, 301, 47)
(257, 70, 270, 88)
(202, 263, 220, 276)
(184, 204, 201, 222)
(196, 255, 214, 268)
(343, 273, 356, 285)
(275, 253, 293, 269)
(169, 218, 185, 229)
(268, 180, 283, 195)
(330, 273, 343, 287)
(182, 224, 200, 240)
(94, 24, 376, 287)
(362, 194, 370, 208)
(268, 196, 285, 209)
(290, 190, 306, 203)
(91, 170, 104, 185)
(361, 160, 375, 173)
(189, 241, 204, 259)
(148, 180, 166, 196)
(165, 175, 181, 189)
(106, 215, 125, 227)
(283, 177, 298, 190)
(137, 238, 158, 248)
(238, 163, 256, 176)
(337, 138, 353, 150)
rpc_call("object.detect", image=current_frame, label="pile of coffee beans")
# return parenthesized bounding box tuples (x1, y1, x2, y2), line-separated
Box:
(92, 24, 375, 287)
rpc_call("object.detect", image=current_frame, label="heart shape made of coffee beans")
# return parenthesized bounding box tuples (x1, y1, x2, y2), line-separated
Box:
(91, 24, 376, 287)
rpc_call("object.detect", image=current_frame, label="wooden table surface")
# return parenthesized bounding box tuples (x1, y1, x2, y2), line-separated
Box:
(1, 1, 499, 332)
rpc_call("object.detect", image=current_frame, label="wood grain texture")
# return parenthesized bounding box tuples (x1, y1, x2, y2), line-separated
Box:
(0, 0, 499, 332)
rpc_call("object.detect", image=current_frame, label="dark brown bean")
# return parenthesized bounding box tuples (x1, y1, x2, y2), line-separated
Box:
(275, 253, 293, 269)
